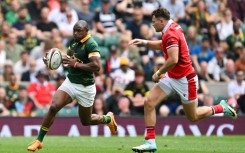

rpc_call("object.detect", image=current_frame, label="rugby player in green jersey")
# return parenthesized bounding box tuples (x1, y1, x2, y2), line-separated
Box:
(27, 20, 117, 152)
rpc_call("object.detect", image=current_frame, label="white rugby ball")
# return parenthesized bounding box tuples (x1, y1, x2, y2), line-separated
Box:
(46, 48, 62, 70)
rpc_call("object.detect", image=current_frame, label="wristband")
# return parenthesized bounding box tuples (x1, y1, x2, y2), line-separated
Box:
(156, 70, 161, 77)
(74, 62, 79, 68)
(142, 40, 148, 45)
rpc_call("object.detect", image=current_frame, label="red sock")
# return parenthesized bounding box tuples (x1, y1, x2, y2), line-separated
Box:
(145, 126, 155, 140)
(211, 104, 224, 114)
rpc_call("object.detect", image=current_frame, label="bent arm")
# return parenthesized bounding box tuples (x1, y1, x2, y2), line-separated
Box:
(145, 40, 162, 50)
(75, 56, 101, 72)
(158, 47, 179, 74)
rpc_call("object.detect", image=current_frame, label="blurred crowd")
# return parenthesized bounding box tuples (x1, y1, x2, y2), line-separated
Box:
(0, 0, 245, 117)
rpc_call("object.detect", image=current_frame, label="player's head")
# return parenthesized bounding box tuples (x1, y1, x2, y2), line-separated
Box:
(73, 20, 89, 42)
(151, 8, 170, 32)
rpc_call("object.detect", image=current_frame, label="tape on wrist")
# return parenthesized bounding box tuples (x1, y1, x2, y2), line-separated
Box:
(142, 40, 148, 45)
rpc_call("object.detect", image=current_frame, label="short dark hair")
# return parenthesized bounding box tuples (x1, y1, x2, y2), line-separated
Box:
(152, 8, 170, 20)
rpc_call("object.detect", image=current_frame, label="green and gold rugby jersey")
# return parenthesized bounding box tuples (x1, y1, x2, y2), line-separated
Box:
(67, 34, 100, 86)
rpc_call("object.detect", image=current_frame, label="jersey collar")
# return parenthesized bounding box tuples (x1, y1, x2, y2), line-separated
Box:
(80, 34, 91, 43)
(162, 19, 174, 34)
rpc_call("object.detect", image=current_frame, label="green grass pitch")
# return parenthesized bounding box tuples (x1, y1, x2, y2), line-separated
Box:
(0, 136, 244, 153)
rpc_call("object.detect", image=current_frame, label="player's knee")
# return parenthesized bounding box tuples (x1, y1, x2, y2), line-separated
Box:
(49, 104, 59, 114)
(144, 97, 155, 109)
(187, 116, 199, 122)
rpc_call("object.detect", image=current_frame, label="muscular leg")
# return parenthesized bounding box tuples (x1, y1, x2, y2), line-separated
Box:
(182, 99, 213, 122)
(145, 84, 168, 126)
(78, 105, 104, 125)
(27, 90, 73, 151)
(41, 90, 73, 127)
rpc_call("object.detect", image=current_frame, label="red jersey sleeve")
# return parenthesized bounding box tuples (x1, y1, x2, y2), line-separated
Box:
(165, 33, 179, 50)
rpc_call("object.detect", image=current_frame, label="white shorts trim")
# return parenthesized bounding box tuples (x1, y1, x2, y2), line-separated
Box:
(58, 78, 96, 107)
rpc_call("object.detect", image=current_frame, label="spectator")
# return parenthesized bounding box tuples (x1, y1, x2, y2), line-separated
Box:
(92, 96, 106, 116)
(205, 0, 219, 15)
(227, 0, 245, 22)
(160, 0, 185, 22)
(124, 69, 149, 115)
(227, 70, 245, 107)
(18, 24, 41, 53)
(191, 37, 214, 73)
(94, 0, 126, 34)
(77, 0, 95, 31)
(27, 0, 47, 24)
(0, 60, 14, 82)
(208, 47, 227, 81)
(27, 70, 56, 109)
(5, 0, 21, 25)
(0, 87, 11, 116)
(14, 86, 36, 117)
(227, 40, 243, 61)
(220, 59, 236, 82)
(197, 80, 214, 107)
(118, 96, 132, 117)
(21, 60, 38, 82)
(158, 94, 182, 117)
(216, 8, 233, 40)
(119, 35, 140, 69)
(226, 20, 245, 51)
(186, 25, 201, 53)
(57, 8, 76, 44)
(235, 47, 245, 72)
(14, 51, 30, 77)
(0, 22, 12, 40)
(5, 32, 24, 64)
(12, 6, 30, 31)
(191, 0, 211, 34)
(36, 7, 58, 37)
(30, 39, 53, 60)
(48, 0, 78, 26)
(5, 73, 20, 102)
(126, 7, 149, 39)
(110, 57, 135, 89)
(209, 1, 227, 23)
(0, 40, 6, 73)
(142, 0, 161, 22)
(228, 70, 245, 99)
(207, 23, 220, 49)
(198, 61, 214, 82)
(104, 45, 121, 75)
(105, 85, 124, 115)
(55, 74, 66, 89)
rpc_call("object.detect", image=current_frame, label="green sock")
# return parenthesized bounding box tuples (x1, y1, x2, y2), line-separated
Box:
(102, 115, 111, 124)
(37, 126, 48, 142)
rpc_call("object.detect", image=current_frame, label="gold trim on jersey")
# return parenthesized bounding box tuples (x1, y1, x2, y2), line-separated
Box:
(124, 90, 134, 96)
(88, 52, 100, 58)
(80, 34, 91, 43)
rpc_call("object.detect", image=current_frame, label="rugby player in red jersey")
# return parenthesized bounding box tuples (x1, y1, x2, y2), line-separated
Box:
(129, 8, 237, 152)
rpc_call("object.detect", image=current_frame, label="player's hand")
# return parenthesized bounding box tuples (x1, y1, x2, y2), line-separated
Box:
(62, 55, 76, 67)
(128, 39, 147, 46)
(42, 52, 49, 66)
(152, 73, 161, 82)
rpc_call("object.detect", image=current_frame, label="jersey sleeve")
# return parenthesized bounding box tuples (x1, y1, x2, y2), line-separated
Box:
(87, 41, 100, 58)
(165, 33, 179, 50)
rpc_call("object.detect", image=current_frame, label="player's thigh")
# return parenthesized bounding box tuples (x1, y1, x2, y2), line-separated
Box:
(147, 84, 168, 106)
(52, 90, 73, 108)
(182, 99, 198, 119)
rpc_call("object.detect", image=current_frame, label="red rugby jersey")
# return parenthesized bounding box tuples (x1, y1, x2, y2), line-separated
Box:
(161, 20, 195, 78)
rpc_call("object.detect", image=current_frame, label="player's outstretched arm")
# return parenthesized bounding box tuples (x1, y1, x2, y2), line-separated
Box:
(129, 39, 162, 50)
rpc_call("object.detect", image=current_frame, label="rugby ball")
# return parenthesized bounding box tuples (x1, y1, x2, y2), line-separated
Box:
(46, 48, 62, 70)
